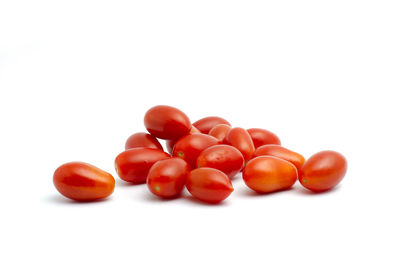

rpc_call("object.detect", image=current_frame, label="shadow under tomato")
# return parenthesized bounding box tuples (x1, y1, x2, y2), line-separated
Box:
(295, 185, 341, 195)
(238, 186, 295, 197)
(142, 191, 182, 203)
(43, 194, 112, 205)
(182, 193, 231, 207)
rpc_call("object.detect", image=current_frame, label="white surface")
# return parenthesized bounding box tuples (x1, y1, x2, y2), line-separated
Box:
(1, 1, 399, 264)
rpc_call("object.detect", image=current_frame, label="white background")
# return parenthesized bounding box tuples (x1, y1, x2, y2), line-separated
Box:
(1, 1, 399, 264)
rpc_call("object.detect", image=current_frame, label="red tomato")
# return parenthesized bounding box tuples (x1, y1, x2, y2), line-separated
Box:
(299, 150, 347, 192)
(193, 116, 231, 134)
(243, 156, 297, 193)
(173, 134, 219, 168)
(147, 158, 190, 198)
(186, 168, 233, 204)
(144, 105, 191, 140)
(197, 145, 244, 178)
(115, 147, 170, 184)
(166, 126, 200, 154)
(125, 132, 163, 151)
(247, 128, 281, 148)
(224, 127, 255, 162)
(253, 145, 305, 171)
(208, 124, 231, 143)
(53, 162, 115, 201)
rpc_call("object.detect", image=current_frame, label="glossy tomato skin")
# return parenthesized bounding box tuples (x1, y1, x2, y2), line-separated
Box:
(208, 124, 231, 143)
(197, 145, 244, 178)
(253, 145, 305, 171)
(115, 147, 170, 184)
(299, 150, 347, 192)
(193, 116, 231, 134)
(147, 158, 190, 198)
(144, 105, 191, 140)
(125, 132, 163, 151)
(172, 134, 219, 168)
(166, 126, 200, 154)
(225, 127, 255, 162)
(53, 162, 115, 201)
(243, 156, 298, 193)
(247, 128, 281, 148)
(186, 168, 233, 204)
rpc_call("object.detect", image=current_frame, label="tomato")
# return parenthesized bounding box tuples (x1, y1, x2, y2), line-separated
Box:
(253, 144, 305, 171)
(193, 116, 231, 134)
(166, 126, 200, 154)
(186, 168, 233, 203)
(125, 132, 163, 151)
(224, 127, 255, 162)
(115, 147, 170, 183)
(242, 156, 297, 193)
(147, 158, 190, 198)
(247, 128, 281, 148)
(173, 134, 219, 168)
(299, 150, 347, 192)
(144, 105, 191, 140)
(53, 162, 115, 201)
(208, 124, 231, 143)
(197, 145, 244, 178)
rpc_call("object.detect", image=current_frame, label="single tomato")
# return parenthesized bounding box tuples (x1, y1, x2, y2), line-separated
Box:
(147, 158, 190, 198)
(224, 127, 255, 162)
(125, 132, 163, 151)
(299, 150, 347, 192)
(197, 145, 244, 178)
(166, 126, 200, 154)
(242, 156, 297, 193)
(53, 162, 115, 201)
(115, 147, 170, 184)
(186, 168, 233, 204)
(172, 134, 219, 168)
(253, 144, 305, 171)
(208, 124, 231, 143)
(144, 105, 191, 140)
(247, 128, 281, 148)
(193, 116, 231, 134)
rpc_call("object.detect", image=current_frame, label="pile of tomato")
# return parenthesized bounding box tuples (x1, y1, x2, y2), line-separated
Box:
(53, 105, 348, 204)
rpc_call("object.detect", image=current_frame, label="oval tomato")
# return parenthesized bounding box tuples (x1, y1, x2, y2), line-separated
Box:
(197, 145, 244, 178)
(166, 126, 200, 154)
(144, 105, 191, 140)
(147, 158, 190, 198)
(225, 127, 255, 162)
(186, 168, 233, 204)
(299, 150, 347, 192)
(247, 128, 281, 148)
(53, 162, 115, 201)
(172, 134, 219, 168)
(208, 124, 231, 143)
(125, 132, 163, 151)
(193, 116, 231, 134)
(253, 144, 305, 171)
(115, 147, 170, 183)
(242, 156, 297, 193)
